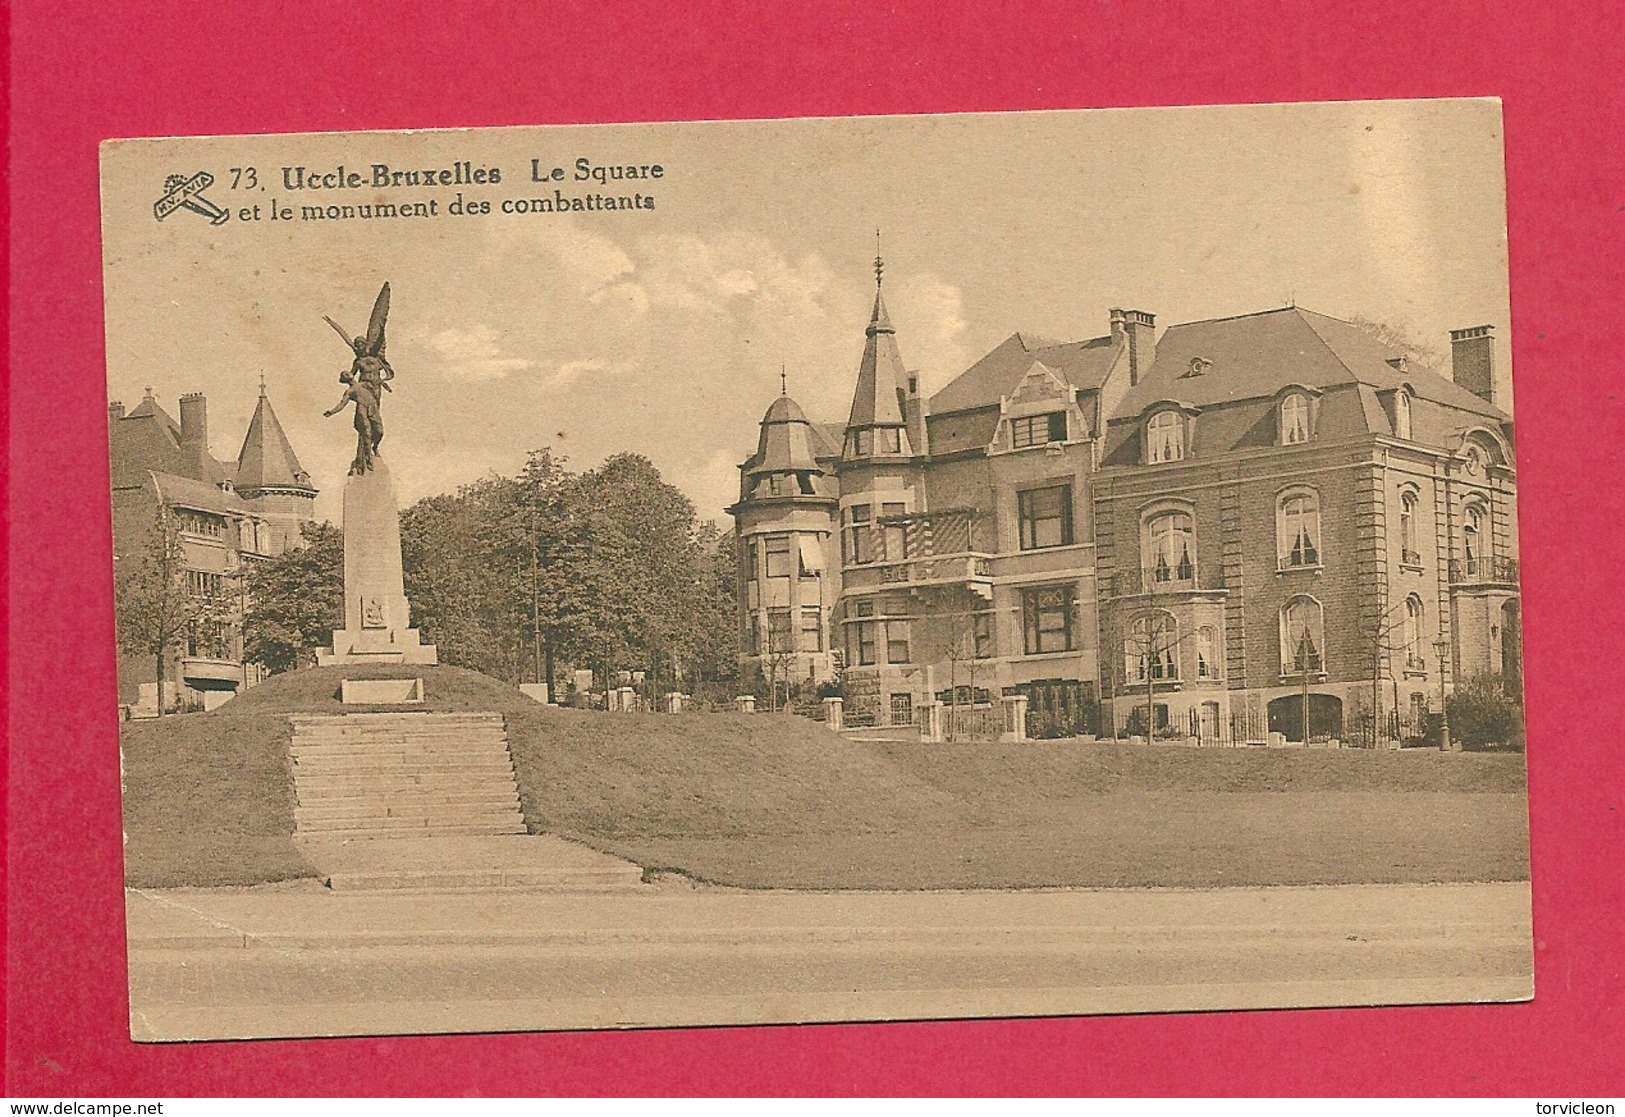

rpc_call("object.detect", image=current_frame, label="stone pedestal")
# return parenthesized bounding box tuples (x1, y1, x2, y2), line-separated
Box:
(1000, 695, 1029, 742)
(317, 458, 438, 666)
(735, 695, 756, 714)
(916, 700, 944, 743)
(821, 696, 844, 731)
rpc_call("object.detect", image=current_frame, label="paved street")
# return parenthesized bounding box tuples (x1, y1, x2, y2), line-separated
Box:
(126, 881, 1532, 1040)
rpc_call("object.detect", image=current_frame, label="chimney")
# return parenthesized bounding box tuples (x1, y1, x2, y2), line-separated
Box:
(1114, 309, 1156, 385)
(108, 400, 125, 421)
(179, 392, 208, 450)
(1449, 325, 1496, 406)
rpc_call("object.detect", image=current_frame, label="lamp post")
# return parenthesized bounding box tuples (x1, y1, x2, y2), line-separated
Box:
(1433, 635, 1452, 752)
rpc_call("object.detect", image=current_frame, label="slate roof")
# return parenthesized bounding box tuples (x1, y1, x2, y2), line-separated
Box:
(747, 394, 824, 476)
(235, 391, 315, 492)
(930, 332, 1120, 415)
(1111, 306, 1506, 422)
(846, 290, 910, 428)
(150, 470, 243, 516)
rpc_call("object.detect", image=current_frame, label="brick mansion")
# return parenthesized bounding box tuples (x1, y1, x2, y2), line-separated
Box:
(730, 264, 1520, 743)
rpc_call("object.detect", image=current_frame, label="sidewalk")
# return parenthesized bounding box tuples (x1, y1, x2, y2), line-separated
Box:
(125, 881, 1534, 1038)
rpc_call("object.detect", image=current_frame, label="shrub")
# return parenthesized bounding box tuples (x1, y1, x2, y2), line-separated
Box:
(1447, 674, 1524, 750)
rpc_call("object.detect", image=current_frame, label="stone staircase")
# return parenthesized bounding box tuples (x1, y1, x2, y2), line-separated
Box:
(289, 712, 527, 838)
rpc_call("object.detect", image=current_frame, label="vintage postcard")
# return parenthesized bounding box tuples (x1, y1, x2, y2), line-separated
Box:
(101, 101, 1531, 1041)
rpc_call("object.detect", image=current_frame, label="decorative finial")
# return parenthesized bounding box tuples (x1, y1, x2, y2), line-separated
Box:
(780, 362, 788, 396)
(143, 385, 154, 398)
(258, 370, 267, 397)
(874, 228, 884, 288)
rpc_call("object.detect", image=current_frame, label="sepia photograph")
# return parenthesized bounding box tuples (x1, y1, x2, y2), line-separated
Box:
(100, 101, 1532, 1041)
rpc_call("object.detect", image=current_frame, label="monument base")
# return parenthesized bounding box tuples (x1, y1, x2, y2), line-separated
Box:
(317, 627, 439, 666)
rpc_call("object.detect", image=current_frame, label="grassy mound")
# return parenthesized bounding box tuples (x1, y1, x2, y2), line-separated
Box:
(121, 664, 1530, 891)
(504, 711, 1530, 890)
(121, 710, 312, 888)
(218, 663, 538, 716)
(122, 664, 538, 887)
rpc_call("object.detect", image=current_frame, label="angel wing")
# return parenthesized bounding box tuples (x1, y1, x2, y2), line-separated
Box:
(323, 316, 354, 348)
(364, 282, 390, 358)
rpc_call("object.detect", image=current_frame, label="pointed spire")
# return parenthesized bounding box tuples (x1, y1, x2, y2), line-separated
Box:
(846, 245, 910, 438)
(780, 362, 788, 397)
(236, 389, 316, 494)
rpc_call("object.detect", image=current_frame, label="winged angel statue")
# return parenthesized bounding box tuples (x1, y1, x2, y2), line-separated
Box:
(322, 282, 395, 475)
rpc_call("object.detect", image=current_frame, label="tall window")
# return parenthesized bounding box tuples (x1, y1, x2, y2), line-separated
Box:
(973, 612, 993, 659)
(764, 535, 793, 579)
(797, 536, 823, 578)
(886, 618, 911, 664)
(1463, 505, 1484, 575)
(1018, 485, 1074, 550)
(881, 501, 907, 561)
(850, 620, 878, 666)
(1403, 596, 1424, 669)
(744, 539, 759, 582)
(1399, 491, 1419, 566)
(1195, 626, 1218, 679)
(1280, 393, 1311, 444)
(1280, 596, 1325, 675)
(766, 608, 793, 654)
(799, 605, 823, 652)
(1125, 613, 1178, 682)
(1146, 510, 1195, 584)
(1147, 411, 1184, 463)
(1394, 390, 1412, 440)
(1011, 411, 1067, 449)
(1022, 584, 1076, 655)
(1278, 491, 1321, 568)
(844, 504, 872, 565)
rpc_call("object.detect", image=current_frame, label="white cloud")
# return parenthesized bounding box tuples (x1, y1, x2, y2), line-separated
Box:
(426, 323, 534, 382)
(887, 271, 969, 397)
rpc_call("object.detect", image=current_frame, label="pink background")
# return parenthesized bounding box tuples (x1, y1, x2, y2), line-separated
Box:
(6, 0, 1622, 1096)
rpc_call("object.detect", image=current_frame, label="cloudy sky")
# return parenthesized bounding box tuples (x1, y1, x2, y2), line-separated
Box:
(101, 100, 1510, 524)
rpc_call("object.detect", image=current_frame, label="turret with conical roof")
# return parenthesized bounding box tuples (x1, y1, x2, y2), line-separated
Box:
(233, 380, 317, 553)
(842, 246, 918, 462)
(236, 381, 316, 497)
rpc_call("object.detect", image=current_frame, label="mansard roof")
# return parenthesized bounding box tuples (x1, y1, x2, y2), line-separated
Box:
(236, 390, 315, 492)
(930, 331, 1120, 415)
(1112, 306, 1507, 422)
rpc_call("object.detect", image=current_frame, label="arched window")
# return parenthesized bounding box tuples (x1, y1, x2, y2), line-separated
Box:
(1463, 504, 1484, 576)
(1125, 613, 1178, 683)
(1399, 491, 1419, 566)
(1403, 595, 1424, 669)
(1195, 626, 1219, 679)
(1394, 390, 1412, 440)
(1277, 489, 1321, 569)
(1280, 596, 1325, 675)
(1280, 393, 1311, 445)
(1147, 411, 1184, 463)
(1145, 509, 1195, 585)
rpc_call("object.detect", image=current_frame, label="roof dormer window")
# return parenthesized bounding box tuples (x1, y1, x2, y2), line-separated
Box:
(1280, 392, 1311, 445)
(1393, 388, 1412, 440)
(1147, 410, 1184, 463)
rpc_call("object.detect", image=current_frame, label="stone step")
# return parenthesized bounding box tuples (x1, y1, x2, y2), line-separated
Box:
(322, 867, 642, 892)
(296, 777, 519, 796)
(290, 716, 505, 728)
(296, 796, 521, 816)
(295, 786, 516, 803)
(299, 821, 530, 840)
(291, 745, 514, 761)
(295, 810, 526, 831)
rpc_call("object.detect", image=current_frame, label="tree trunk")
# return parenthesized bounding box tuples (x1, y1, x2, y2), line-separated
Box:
(154, 649, 166, 718)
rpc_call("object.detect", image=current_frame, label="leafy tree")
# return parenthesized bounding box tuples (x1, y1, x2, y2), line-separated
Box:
(1447, 674, 1525, 750)
(114, 505, 220, 715)
(242, 521, 343, 673)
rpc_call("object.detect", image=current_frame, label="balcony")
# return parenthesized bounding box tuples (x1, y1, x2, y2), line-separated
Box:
(1448, 556, 1519, 586)
(875, 553, 994, 598)
(1103, 566, 1227, 598)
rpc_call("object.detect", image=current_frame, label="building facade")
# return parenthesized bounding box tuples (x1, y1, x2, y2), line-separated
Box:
(731, 267, 1518, 742)
(110, 386, 317, 713)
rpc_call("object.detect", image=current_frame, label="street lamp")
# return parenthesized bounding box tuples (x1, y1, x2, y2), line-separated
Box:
(1433, 635, 1452, 752)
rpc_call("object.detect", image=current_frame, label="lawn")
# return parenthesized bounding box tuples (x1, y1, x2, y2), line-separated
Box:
(121, 664, 1531, 890)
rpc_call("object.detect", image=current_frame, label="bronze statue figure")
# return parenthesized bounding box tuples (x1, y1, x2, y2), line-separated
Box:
(322, 283, 394, 475)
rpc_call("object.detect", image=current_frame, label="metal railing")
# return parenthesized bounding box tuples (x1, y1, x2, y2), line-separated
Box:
(1103, 565, 1226, 597)
(1448, 556, 1519, 584)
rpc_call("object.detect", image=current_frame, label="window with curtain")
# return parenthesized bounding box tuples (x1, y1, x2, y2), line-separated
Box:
(1278, 491, 1321, 568)
(1146, 510, 1196, 584)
